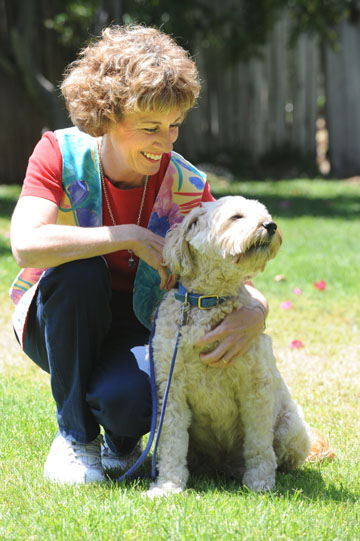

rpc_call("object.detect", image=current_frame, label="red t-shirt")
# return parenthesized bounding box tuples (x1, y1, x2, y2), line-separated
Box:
(21, 132, 214, 291)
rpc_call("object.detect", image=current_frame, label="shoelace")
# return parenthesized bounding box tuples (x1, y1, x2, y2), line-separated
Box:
(68, 435, 103, 466)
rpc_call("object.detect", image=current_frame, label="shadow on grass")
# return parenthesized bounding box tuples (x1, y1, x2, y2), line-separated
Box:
(1, 183, 359, 220)
(185, 468, 358, 504)
(0, 186, 19, 220)
(211, 191, 360, 220)
(107, 461, 358, 504)
(0, 199, 16, 220)
(0, 237, 12, 255)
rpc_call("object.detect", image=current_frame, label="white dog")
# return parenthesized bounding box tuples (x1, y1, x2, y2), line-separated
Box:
(149, 196, 312, 496)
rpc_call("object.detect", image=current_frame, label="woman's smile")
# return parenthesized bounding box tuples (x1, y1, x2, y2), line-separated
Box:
(102, 110, 183, 184)
(141, 151, 163, 162)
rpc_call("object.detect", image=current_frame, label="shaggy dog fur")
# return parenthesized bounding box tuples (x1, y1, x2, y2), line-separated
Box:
(149, 196, 312, 496)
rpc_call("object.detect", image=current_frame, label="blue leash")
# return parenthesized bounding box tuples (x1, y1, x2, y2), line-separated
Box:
(117, 284, 221, 483)
(117, 302, 187, 483)
(150, 312, 184, 479)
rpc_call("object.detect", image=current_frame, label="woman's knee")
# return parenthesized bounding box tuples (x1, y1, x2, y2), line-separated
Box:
(30, 256, 112, 366)
(39, 256, 111, 306)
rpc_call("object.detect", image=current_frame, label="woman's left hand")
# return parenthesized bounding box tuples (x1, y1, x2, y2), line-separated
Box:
(195, 305, 265, 368)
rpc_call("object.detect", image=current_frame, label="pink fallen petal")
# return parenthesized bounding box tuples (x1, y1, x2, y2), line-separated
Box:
(290, 339, 304, 349)
(281, 300, 293, 310)
(293, 287, 302, 295)
(280, 200, 291, 208)
(314, 280, 326, 290)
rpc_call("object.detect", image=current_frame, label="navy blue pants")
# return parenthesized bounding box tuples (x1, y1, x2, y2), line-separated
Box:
(23, 257, 152, 455)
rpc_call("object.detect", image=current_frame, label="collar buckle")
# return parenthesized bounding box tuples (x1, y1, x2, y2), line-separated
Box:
(197, 295, 221, 309)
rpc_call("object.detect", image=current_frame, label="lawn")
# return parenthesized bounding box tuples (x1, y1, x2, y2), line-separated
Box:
(0, 179, 359, 540)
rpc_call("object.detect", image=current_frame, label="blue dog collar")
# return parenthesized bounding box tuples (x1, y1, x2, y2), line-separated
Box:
(174, 283, 231, 309)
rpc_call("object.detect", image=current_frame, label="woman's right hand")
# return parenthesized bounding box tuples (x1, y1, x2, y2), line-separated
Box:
(125, 225, 175, 290)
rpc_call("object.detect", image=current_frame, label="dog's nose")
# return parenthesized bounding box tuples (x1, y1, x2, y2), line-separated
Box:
(262, 221, 277, 235)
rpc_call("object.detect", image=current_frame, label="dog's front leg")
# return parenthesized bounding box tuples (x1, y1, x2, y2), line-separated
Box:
(147, 381, 191, 498)
(240, 371, 277, 492)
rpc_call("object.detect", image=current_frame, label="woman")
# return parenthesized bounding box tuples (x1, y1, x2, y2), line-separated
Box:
(10, 25, 267, 484)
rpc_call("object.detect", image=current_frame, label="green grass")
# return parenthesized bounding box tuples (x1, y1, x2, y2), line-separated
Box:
(1, 180, 359, 540)
(0, 185, 20, 296)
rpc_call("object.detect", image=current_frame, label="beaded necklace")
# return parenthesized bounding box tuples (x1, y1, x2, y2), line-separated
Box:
(97, 140, 149, 268)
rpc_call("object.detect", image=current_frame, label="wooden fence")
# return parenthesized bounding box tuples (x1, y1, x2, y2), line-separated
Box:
(2, 12, 360, 183)
(177, 13, 360, 178)
(177, 11, 320, 167)
(324, 18, 360, 176)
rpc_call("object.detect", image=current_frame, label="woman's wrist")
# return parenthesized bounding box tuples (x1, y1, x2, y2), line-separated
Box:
(252, 302, 267, 331)
(243, 281, 268, 331)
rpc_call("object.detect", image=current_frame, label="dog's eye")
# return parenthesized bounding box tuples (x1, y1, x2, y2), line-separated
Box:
(230, 214, 243, 221)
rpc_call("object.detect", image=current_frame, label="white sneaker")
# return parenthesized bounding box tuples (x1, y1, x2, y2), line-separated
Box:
(44, 432, 107, 484)
(101, 439, 143, 475)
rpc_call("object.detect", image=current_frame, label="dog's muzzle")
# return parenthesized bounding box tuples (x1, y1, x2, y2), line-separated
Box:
(262, 221, 277, 236)
(244, 221, 278, 254)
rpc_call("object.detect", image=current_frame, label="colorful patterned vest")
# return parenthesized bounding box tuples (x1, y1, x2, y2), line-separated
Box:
(10, 127, 207, 342)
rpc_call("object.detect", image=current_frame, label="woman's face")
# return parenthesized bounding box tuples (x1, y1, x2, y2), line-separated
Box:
(106, 109, 183, 181)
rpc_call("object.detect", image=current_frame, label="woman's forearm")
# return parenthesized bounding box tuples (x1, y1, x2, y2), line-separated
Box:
(244, 280, 269, 320)
(11, 195, 169, 286)
(11, 222, 136, 268)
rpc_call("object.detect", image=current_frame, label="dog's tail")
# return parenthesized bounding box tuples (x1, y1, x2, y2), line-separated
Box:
(306, 427, 336, 462)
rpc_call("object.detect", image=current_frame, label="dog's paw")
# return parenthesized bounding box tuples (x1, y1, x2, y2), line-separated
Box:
(242, 470, 275, 492)
(145, 487, 169, 499)
(146, 481, 184, 498)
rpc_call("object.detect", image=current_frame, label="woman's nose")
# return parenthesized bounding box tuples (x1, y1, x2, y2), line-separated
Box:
(155, 130, 177, 153)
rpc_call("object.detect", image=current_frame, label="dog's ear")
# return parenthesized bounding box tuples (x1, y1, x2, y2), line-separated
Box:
(163, 206, 206, 277)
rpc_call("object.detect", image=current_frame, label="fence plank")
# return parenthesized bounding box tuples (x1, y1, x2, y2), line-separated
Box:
(7, 10, 360, 180)
(176, 14, 320, 167)
(324, 19, 360, 176)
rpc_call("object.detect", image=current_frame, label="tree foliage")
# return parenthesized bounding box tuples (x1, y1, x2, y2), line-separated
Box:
(286, 0, 354, 44)
(43, 0, 98, 49)
(0, 0, 356, 130)
(119, 0, 286, 62)
(26, 0, 356, 66)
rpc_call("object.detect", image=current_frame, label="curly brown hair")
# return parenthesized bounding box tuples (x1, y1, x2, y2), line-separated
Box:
(61, 25, 201, 137)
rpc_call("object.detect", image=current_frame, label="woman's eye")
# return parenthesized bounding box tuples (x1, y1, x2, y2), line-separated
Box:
(143, 124, 180, 134)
